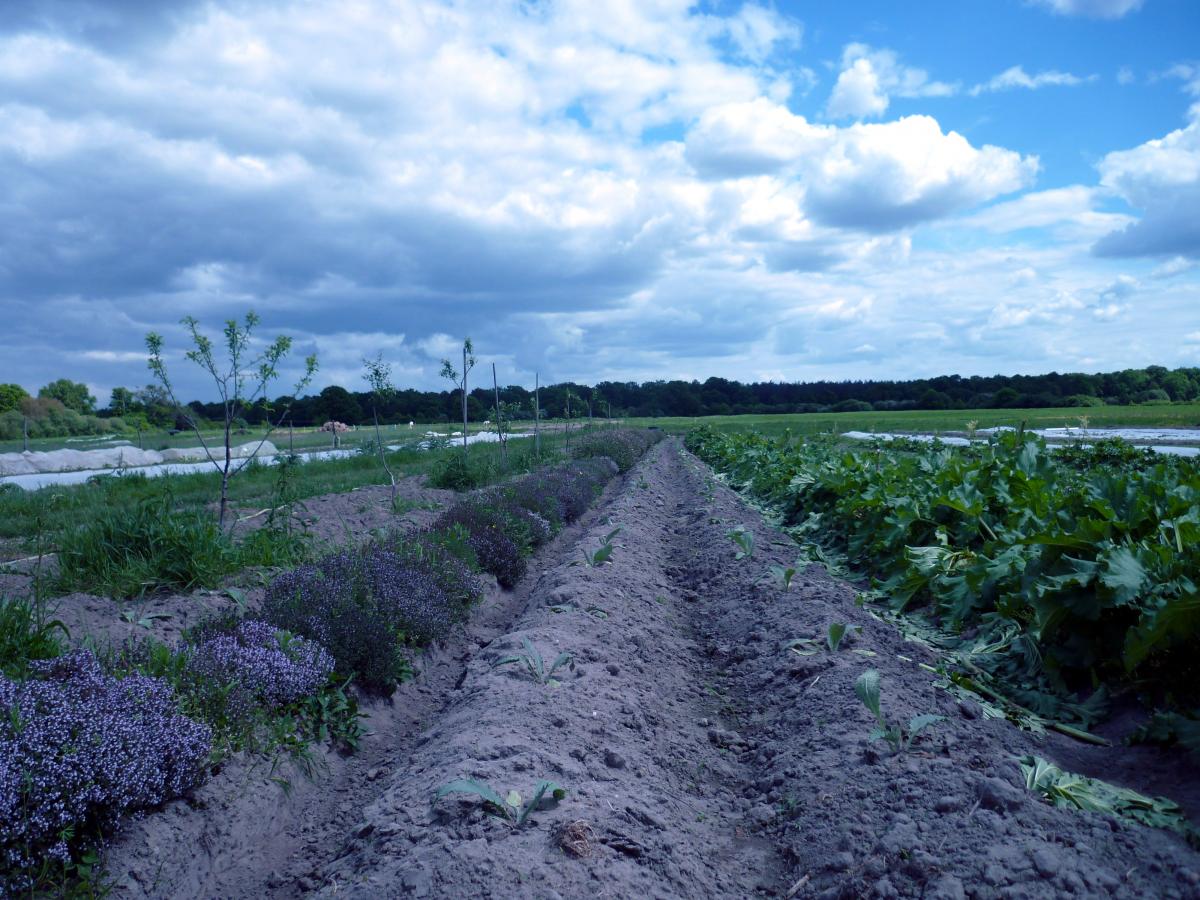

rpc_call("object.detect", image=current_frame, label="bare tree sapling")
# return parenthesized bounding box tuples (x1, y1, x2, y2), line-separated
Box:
(146, 312, 317, 528)
(439, 337, 475, 454)
(363, 353, 399, 502)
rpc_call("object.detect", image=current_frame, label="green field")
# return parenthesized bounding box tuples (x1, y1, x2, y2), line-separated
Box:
(627, 402, 1200, 437)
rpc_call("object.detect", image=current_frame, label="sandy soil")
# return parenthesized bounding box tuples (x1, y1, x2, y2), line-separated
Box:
(93, 439, 1200, 899)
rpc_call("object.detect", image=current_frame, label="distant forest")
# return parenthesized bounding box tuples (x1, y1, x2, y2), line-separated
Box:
(5, 365, 1199, 440)
(178, 364, 1200, 428)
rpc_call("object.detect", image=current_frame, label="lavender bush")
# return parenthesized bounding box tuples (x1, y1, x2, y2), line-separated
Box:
(0, 650, 211, 893)
(184, 620, 334, 730)
(570, 428, 661, 472)
(386, 527, 484, 620)
(263, 547, 453, 693)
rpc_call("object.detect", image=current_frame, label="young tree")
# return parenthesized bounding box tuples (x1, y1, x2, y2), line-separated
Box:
(439, 337, 475, 454)
(363, 353, 399, 502)
(146, 312, 317, 528)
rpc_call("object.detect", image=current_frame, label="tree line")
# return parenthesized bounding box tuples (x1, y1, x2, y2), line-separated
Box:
(5, 364, 1198, 440)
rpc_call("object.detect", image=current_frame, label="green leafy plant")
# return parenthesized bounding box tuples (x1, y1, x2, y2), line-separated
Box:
(854, 669, 944, 753)
(579, 527, 621, 567)
(762, 564, 797, 590)
(434, 778, 566, 827)
(783, 623, 860, 656)
(0, 595, 68, 678)
(1020, 755, 1200, 846)
(493, 637, 574, 686)
(727, 526, 754, 560)
(826, 622, 857, 651)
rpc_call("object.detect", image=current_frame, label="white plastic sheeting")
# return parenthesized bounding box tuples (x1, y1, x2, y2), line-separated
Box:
(0, 441, 277, 477)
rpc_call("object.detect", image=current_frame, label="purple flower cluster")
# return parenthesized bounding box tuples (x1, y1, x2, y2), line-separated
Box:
(0, 650, 210, 893)
(570, 428, 662, 472)
(264, 547, 455, 693)
(186, 620, 334, 716)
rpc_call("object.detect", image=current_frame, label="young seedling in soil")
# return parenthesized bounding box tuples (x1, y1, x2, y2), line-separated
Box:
(727, 526, 754, 560)
(578, 527, 621, 567)
(493, 636, 575, 686)
(434, 778, 566, 827)
(783, 623, 861, 655)
(854, 668, 944, 753)
(762, 564, 797, 591)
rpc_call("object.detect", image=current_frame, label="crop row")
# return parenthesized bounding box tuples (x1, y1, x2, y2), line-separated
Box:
(685, 426, 1199, 746)
(0, 429, 661, 894)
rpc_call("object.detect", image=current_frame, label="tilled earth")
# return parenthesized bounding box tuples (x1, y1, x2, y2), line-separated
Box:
(102, 439, 1200, 898)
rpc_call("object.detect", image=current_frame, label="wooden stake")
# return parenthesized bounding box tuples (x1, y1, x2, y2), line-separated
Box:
(492, 362, 506, 466)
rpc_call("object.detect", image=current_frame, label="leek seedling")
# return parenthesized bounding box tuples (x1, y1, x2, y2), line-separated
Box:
(727, 527, 754, 560)
(493, 637, 574, 686)
(434, 778, 566, 827)
(854, 669, 944, 753)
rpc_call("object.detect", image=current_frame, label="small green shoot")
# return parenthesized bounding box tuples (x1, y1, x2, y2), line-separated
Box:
(434, 777, 566, 827)
(493, 637, 574, 686)
(119, 608, 173, 630)
(762, 564, 797, 591)
(579, 527, 621, 567)
(854, 669, 944, 753)
(782, 623, 861, 656)
(826, 622, 858, 652)
(727, 527, 754, 560)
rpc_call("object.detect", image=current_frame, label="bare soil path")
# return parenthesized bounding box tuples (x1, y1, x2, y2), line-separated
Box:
(104, 440, 1200, 899)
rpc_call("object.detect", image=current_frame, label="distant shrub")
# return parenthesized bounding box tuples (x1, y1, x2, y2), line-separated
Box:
(0, 650, 211, 894)
(1064, 394, 1105, 408)
(569, 428, 660, 472)
(429, 453, 493, 491)
(831, 399, 873, 413)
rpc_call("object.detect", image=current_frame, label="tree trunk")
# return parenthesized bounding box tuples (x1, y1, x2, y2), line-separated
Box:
(219, 418, 233, 528)
(461, 346, 469, 455)
(534, 373, 540, 461)
(374, 407, 397, 502)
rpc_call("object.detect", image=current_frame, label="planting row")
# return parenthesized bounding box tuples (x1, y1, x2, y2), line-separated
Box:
(0, 429, 661, 894)
(685, 426, 1200, 746)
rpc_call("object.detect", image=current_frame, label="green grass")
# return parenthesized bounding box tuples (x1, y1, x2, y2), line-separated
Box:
(0, 429, 578, 553)
(625, 402, 1200, 438)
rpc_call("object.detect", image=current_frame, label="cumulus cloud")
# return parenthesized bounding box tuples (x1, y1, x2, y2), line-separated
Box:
(686, 101, 1036, 229)
(1093, 106, 1200, 258)
(1027, 0, 1145, 19)
(826, 44, 956, 120)
(970, 65, 1095, 96)
(962, 186, 1132, 239)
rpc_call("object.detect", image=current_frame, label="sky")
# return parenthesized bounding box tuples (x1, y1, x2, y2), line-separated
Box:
(1, 0, 1198, 402)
